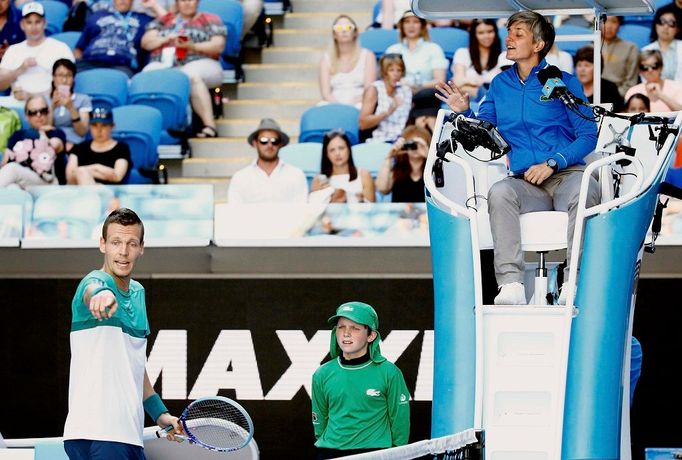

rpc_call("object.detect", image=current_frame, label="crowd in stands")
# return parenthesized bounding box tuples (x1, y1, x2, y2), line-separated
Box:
(1, 0, 682, 204)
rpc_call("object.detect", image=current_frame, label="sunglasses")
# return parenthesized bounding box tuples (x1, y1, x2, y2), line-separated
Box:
(656, 18, 677, 27)
(639, 63, 661, 71)
(333, 24, 355, 32)
(27, 107, 49, 117)
(258, 136, 282, 146)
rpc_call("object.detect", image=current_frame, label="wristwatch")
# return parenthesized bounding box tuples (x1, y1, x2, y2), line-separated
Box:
(546, 158, 558, 173)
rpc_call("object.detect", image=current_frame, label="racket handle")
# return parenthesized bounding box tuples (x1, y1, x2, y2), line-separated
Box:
(156, 426, 188, 443)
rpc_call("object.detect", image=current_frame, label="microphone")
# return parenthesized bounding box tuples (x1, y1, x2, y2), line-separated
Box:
(537, 65, 583, 109)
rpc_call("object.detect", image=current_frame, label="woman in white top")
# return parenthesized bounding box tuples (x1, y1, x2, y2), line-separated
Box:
(359, 53, 412, 143)
(643, 9, 682, 82)
(452, 19, 510, 99)
(311, 129, 375, 203)
(319, 15, 377, 109)
(385, 11, 448, 92)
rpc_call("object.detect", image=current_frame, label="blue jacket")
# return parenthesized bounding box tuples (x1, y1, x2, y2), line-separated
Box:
(463, 59, 598, 175)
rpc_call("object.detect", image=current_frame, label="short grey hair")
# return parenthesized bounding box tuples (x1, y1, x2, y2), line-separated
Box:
(507, 11, 556, 60)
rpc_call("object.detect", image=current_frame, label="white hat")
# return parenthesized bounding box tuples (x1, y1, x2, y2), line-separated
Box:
(22, 2, 45, 18)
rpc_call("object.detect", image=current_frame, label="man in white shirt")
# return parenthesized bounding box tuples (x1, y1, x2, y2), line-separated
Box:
(0, 2, 74, 98)
(228, 118, 309, 204)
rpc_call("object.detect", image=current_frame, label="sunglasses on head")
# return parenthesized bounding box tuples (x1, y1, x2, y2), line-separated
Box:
(656, 18, 677, 27)
(258, 136, 282, 146)
(27, 107, 49, 117)
(324, 128, 346, 138)
(333, 24, 355, 32)
(639, 63, 661, 71)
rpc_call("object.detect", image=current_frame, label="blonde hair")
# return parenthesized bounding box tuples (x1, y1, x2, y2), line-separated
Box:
(327, 15, 360, 75)
(379, 53, 406, 79)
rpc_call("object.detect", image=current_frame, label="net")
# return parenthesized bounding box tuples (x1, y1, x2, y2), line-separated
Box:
(183, 398, 252, 450)
(335, 429, 482, 460)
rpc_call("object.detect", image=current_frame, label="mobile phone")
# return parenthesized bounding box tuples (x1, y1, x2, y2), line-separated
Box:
(57, 84, 70, 98)
(403, 140, 418, 150)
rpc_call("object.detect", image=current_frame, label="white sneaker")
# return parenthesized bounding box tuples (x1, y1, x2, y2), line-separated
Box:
(494, 282, 526, 305)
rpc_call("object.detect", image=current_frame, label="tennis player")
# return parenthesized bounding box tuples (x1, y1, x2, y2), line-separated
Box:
(311, 301, 410, 459)
(63, 208, 180, 459)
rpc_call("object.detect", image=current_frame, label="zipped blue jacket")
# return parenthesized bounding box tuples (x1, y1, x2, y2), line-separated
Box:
(462, 59, 598, 175)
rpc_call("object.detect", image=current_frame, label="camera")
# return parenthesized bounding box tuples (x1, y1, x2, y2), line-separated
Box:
(403, 140, 418, 150)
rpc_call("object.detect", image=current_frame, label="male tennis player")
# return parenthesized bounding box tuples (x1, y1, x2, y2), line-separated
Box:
(311, 301, 410, 459)
(63, 208, 180, 459)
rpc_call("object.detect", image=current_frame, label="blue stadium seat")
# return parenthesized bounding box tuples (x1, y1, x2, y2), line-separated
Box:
(618, 23, 653, 49)
(199, 0, 244, 82)
(499, 25, 508, 50)
(555, 25, 593, 55)
(351, 141, 391, 176)
(31, 187, 103, 239)
(299, 104, 360, 145)
(372, 0, 381, 26)
(38, 0, 69, 36)
(74, 68, 129, 108)
(278, 142, 323, 181)
(128, 69, 190, 145)
(50, 31, 82, 50)
(360, 28, 399, 59)
(112, 105, 162, 184)
(429, 27, 469, 61)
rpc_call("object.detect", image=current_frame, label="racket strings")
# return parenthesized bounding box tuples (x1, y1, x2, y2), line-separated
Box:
(184, 399, 251, 450)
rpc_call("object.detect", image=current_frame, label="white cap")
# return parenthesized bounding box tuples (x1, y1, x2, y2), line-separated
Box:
(21, 2, 45, 18)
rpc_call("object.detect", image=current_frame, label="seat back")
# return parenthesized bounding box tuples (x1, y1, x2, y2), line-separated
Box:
(112, 105, 162, 183)
(429, 27, 469, 61)
(128, 69, 190, 131)
(199, 0, 243, 61)
(555, 25, 593, 55)
(351, 141, 391, 176)
(39, 0, 69, 35)
(359, 28, 399, 60)
(50, 31, 81, 50)
(617, 24, 652, 50)
(278, 142, 323, 180)
(299, 104, 360, 145)
(74, 68, 129, 108)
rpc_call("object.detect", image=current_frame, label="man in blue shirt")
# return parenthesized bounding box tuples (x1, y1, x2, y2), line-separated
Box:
(436, 11, 600, 305)
(0, 0, 25, 60)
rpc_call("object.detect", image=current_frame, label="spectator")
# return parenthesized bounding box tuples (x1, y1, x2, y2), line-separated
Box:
(624, 93, 650, 113)
(385, 10, 448, 92)
(319, 15, 376, 109)
(74, 0, 157, 77)
(132, 0, 172, 17)
(546, 43, 574, 73)
(310, 129, 375, 203)
(48, 59, 91, 150)
(601, 16, 639, 98)
(66, 102, 130, 185)
(406, 88, 440, 135)
(378, 0, 410, 29)
(376, 125, 430, 202)
(0, 0, 25, 60)
(359, 53, 412, 143)
(625, 49, 682, 112)
(239, 0, 263, 39)
(141, 0, 226, 138)
(0, 2, 74, 100)
(574, 46, 623, 111)
(658, 2, 682, 39)
(311, 301, 410, 458)
(643, 8, 682, 81)
(452, 19, 510, 100)
(0, 95, 65, 188)
(227, 118, 308, 204)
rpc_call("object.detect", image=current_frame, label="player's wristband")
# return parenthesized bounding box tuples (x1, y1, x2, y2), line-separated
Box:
(144, 393, 168, 422)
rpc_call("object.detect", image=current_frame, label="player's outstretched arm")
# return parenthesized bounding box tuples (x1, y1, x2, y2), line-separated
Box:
(83, 284, 117, 320)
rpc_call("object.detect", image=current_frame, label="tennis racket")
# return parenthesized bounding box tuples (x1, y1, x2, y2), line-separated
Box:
(156, 396, 254, 452)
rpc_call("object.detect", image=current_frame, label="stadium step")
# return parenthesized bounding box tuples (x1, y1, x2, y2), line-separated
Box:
(237, 81, 319, 100)
(182, 157, 255, 178)
(273, 28, 329, 47)
(261, 47, 325, 64)
(223, 99, 317, 119)
(283, 12, 373, 30)
(168, 176, 232, 203)
(216, 118, 300, 137)
(243, 63, 318, 82)
(290, 0, 377, 13)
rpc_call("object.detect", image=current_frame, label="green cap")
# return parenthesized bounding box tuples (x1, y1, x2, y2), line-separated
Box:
(328, 301, 385, 363)
(327, 301, 379, 330)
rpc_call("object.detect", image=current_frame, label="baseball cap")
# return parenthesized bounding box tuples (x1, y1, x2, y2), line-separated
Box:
(22, 2, 45, 18)
(90, 102, 114, 125)
(328, 301, 379, 331)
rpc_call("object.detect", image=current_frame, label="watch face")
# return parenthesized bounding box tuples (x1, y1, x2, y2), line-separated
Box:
(547, 159, 557, 168)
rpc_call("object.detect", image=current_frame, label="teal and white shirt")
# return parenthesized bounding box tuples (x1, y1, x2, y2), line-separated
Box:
(63, 270, 150, 447)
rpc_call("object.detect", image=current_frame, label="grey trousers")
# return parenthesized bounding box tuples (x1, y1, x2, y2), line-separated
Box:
(487, 168, 601, 285)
